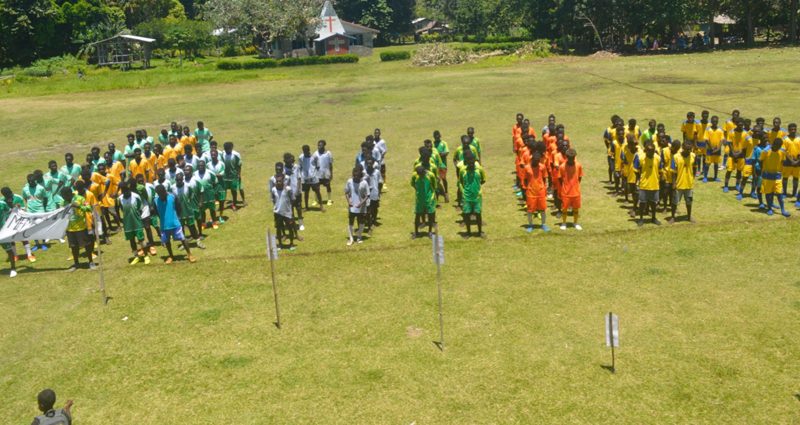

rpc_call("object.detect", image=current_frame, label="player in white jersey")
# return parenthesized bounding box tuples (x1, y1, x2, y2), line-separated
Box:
(374, 128, 387, 190)
(283, 153, 304, 231)
(364, 158, 381, 233)
(299, 144, 324, 211)
(311, 140, 334, 205)
(344, 166, 369, 246)
(271, 174, 297, 251)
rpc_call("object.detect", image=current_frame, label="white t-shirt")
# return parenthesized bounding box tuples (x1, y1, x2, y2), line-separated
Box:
(344, 178, 369, 214)
(375, 139, 387, 157)
(271, 187, 293, 218)
(298, 153, 318, 184)
(366, 168, 381, 201)
(312, 150, 333, 180)
(284, 164, 301, 199)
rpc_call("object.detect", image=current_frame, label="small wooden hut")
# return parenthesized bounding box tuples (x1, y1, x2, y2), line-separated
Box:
(91, 34, 155, 69)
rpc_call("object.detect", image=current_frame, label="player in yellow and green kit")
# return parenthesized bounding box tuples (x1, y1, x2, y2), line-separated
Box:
(459, 153, 486, 238)
(760, 137, 791, 217)
(738, 126, 758, 201)
(703, 116, 725, 182)
(61, 187, 95, 272)
(0, 187, 19, 277)
(119, 180, 149, 265)
(433, 131, 450, 202)
(411, 164, 437, 239)
(633, 140, 663, 226)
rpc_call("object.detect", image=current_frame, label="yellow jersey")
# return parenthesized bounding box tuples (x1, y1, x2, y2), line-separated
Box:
(767, 128, 787, 144)
(723, 119, 737, 138)
(704, 127, 725, 154)
(672, 152, 696, 190)
(783, 135, 800, 160)
(681, 120, 701, 141)
(730, 130, 751, 155)
(661, 147, 673, 182)
(760, 149, 785, 177)
(634, 152, 662, 190)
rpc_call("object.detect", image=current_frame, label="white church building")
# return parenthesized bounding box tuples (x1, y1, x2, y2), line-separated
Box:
(270, 1, 380, 58)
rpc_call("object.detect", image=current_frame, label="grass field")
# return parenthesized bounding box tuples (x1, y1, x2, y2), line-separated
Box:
(1, 48, 799, 424)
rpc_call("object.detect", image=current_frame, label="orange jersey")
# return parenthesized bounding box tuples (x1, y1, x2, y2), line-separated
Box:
(180, 135, 197, 152)
(559, 161, 584, 198)
(523, 163, 548, 197)
(551, 152, 566, 182)
(163, 143, 184, 162)
(512, 124, 523, 140)
(514, 136, 526, 157)
(129, 158, 155, 182)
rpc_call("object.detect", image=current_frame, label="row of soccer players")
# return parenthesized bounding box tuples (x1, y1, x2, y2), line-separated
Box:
(0, 122, 245, 277)
(411, 130, 486, 238)
(269, 130, 388, 249)
(513, 113, 584, 232)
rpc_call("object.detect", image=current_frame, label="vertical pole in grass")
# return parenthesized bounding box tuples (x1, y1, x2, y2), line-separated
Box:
(605, 312, 619, 373)
(267, 228, 281, 329)
(433, 233, 445, 351)
(94, 209, 109, 306)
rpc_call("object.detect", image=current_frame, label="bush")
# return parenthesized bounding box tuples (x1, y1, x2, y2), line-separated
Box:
(412, 44, 469, 67)
(216, 60, 242, 70)
(514, 40, 553, 58)
(21, 66, 53, 77)
(217, 55, 358, 70)
(222, 45, 240, 57)
(455, 42, 526, 53)
(380, 51, 411, 62)
(241, 59, 278, 69)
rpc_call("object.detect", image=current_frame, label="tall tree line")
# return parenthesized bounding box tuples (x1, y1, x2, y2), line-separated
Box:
(1, 0, 798, 67)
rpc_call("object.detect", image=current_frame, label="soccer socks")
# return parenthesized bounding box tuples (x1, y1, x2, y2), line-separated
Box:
(25, 243, 32, 257)
(766, 194, 775, 210)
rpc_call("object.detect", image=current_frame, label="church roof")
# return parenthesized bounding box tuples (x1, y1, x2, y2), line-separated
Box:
(316, 0, 379, 39)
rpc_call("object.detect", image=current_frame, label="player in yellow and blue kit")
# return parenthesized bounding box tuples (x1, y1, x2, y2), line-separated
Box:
(760, 137, 790, 217)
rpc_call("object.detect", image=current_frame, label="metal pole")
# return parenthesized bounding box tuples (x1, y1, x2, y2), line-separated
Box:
(436, 234, 444, 351)
(608, 312, 615, 373)
(268, 229, 281, 329)
(94, 209, 108, 306)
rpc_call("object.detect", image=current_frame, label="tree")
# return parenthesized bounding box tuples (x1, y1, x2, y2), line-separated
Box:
(0, 0, 62, 66)
(335, 0, 394, 44)
(115, 0, 175, 28)
(204, 0, 323, 55)
(58, 0, 127, 54)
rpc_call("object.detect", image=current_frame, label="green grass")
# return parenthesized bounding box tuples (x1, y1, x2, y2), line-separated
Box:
(2, 47, 800, 424)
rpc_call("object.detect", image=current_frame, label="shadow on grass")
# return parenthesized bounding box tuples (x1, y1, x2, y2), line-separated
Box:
(601, 365, 616, 374)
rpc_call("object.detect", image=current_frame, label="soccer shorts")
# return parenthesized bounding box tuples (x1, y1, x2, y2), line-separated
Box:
(318, 178, 331, 189)
(224, 179, 240, 191)
(784, 166, 800, 178)
(201, 201, 216, 212)
(180, 217, 196, 226)
(673, 189, 693, 205)
(214, 186, 226, 201)
(124, 228, 144, 241)
(67, 230, 89, 248)
(562, 196, 581, 210)
(526, 196, 546, 213)
(706, 154, 722, 164)
(415, 201, 435, 215)
(743, 164, 754, 178)
(462, 200, 482, 214)
(438, 168, 447, 181)
(160, 227, 185, 243)
(638, 189, 659, 204)
(762, 177, 783, 194)
(348, 212, 365, 226)
(728, 157, 744, 172)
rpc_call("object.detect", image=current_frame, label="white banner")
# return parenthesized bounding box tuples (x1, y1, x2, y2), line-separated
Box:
(0, 207, 71, 243)
(605, 313, 620, 348)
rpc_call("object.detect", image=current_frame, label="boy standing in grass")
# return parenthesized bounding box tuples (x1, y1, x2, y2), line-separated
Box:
(312, 140, 334, 205)
(271, 174, 297, 250)
(703, 116, 725, 182)
(467, 126, 482, 163)
(523, 151, 548, 232)
(559, 149, 583, 230)
(737, 126, 759, 201)
(634, 140, 663, 226)
(364, 158, 382, 232)
(23, 173, 47, 254)
(460, 153, 486, 238)
(173, 172, 205, 249)
(345, 166, 369, 245)
(725, 119, 749, 193)
(299, 145, 324, 211)
(669, 141, 696, 223)
(194, 121, 213, 156)
(283, 153, 304, 231)
(60, 153, 83, 187)
(782, 123, 800, 200)
(411, 165, 437, 239)
(155, 184, 195, 263)
(761, 137, 791, 217)
(61, 187, 95, 272)
(194, 160, 220, 230)
(433, 131, 450, 202)
(222, 142, 244, 210)
(119, 181, 149, 265)
(374, 129, 387, 190)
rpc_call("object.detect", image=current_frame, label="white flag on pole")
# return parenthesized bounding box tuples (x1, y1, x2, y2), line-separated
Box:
(266, 232, 278, 260)
(432, 235, 444, 265)
(0, 207, 71, 243)
(605, 313, 619, 347)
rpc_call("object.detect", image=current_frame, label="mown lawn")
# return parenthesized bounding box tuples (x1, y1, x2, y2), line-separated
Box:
(1, 47, 799, 424)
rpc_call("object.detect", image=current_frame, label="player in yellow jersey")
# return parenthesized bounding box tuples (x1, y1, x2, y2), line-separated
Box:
(696, 110, 710, 175)
(760, 137, 791, 217)
(725, 119, 749, 194)
(633, 140, 663, 226)
(681, 111, 701, 175)
(620, 133, 640, 212)
(604, 115, 623, 183)
(782, 123, 800, 201)
(669, 141, 696, 223)
(703, 116, 725, 183)
(660, 138, 680, 212)
(722, 109, 740, 171)
(767, 117, 786, 143)
(611, 125, 626, 195)
(737, 126, 758, 201)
